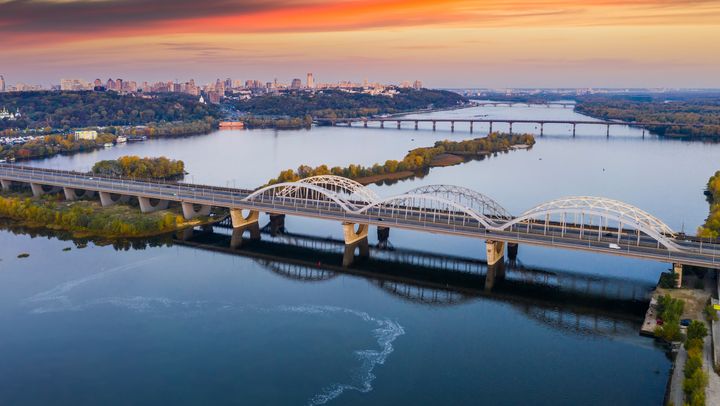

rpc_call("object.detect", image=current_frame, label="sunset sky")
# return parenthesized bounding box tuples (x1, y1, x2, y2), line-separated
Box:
(2, 0, 719, 88)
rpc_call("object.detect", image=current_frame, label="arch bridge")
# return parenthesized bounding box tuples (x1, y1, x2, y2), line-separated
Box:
(0, 164, 718, 284)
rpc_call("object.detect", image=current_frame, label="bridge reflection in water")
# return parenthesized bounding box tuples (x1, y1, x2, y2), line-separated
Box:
(175, 223, 656, 338)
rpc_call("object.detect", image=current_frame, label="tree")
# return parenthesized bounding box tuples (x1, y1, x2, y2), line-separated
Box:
(686, 320, 708, 342)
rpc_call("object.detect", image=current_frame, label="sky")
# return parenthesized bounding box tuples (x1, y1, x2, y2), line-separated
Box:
(1, 0, 719, 88)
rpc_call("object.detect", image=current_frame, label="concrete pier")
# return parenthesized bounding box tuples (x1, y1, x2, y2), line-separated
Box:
(0, 179, 11, 191)
(673, 263, 683, 288)
(486, 240, 505, 266)
(30, 183, 60, 197)
(230, 208, 259, 228)
(268, 214, 286, 236)
(181, 202, 211, 219)
(138, 197, 169, 213)
(507, 243, 519, 260)
(63, 187, 95, 201)
(98, 192, 130, 207)
(342, 222, 369, 267)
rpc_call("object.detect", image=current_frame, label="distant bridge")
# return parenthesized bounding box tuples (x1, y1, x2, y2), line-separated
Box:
(315, 117, 714, 136)
(472, 102, 575, 108)
(1, 165, 718, 283)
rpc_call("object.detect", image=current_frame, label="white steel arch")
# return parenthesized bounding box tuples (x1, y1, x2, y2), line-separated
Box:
(499, 196, 680, 251)
(283, 175, 379, 203)
(244, 182, 359, 212)
(358, 193, 497, 229)
(405, 185, 512, 222)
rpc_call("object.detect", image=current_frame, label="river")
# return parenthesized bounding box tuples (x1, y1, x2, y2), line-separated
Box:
(2, 103, 717, 405)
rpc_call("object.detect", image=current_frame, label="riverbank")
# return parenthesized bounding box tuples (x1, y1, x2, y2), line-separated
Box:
(0, 191, 216, 239)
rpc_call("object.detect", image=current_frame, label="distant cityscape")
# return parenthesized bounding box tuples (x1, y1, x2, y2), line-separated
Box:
(0, 74, 425, 104)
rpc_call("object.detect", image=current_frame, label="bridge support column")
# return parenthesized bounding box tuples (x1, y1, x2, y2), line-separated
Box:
(606, 124, 610, 137)
(380, 121, 384, 129)
(489, 122, 493, 133)
(268, 213, 286, 236)
(397, 121, 401, 129)
(229, 209, 261, 248)
(363, 120, 368, 128)
(509, 122, 513, 135)
(138, 196, 169, 213)
(63, 187, 95, 201)
(342, 222, 369, 267)
(377, 226, 390, 249)
(540, 123, 544, 136)
(414, 121, 418, 130)
(451, 121, 455, 132)
(469, 122, 473, 133)
(0, 179, 12, 191)
(432, 121, 436, 131)
(673, 263, 683, 288)
(507, 243, 518, 260)
(30, 183, 60, 197)
(98, 191, 130, 207)
(181, 202, 211, 220)
(572, 124, 576, 137)
(486, 240, 505, 266)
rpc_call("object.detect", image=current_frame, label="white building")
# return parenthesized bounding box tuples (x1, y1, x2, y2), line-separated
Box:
(74, 130, 98, 141)
(0, 107, 20, 120)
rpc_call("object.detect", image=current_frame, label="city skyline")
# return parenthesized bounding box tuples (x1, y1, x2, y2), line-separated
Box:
(2, 0, 719, 88)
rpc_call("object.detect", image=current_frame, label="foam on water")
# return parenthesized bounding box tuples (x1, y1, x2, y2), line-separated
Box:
(23, 272, 405, 405)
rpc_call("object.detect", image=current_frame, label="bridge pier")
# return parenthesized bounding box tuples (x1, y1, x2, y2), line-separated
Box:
(540, 123, 544, 136)
(342, 222, 369, 267)
(181, 202, 211, 219)
(98, 191, 130, 207)
(230, 225, 261, 248)
(414, 121, 418, 130)
(138, 196, 169, 213)
(230, 208, 259, 228)
(507, 242, 519, 260)
(469, 122, 473, 133)
(486, 240, 505, 266)
(489, 122, 493, 133)
(509, 122, 513, 135)
(380, 121, 384, 129)
(572, 124, 576, 137)
(673, 263, 683, 288)
(377, 226, 390, 249)
(268, 213, 286, 236)
(363, 120, 368, 128)
(451, 121, 455, 132)
(606, 124, 610, 137)
(0, 179, 12, 191)
(397, 121, 401, 130)
(63, 187, 95, 201)
(432, 121, 436, 131)
(30, 183, 61, 197)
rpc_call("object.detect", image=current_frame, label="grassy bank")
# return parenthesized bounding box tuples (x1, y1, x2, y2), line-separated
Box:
(0, 191, 213, 238)
(268, 132, 535, 185)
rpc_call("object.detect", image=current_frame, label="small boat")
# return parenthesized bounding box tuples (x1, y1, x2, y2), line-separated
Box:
(127, 135, 147, 142)
(104, 142, 113, 148)
(115, 135, 127, 143)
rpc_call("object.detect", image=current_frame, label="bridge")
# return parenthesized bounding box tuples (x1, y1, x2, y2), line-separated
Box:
(472, 102, 575, 108)
(1, 164, 718, 284)
(316, 117, 713, 136)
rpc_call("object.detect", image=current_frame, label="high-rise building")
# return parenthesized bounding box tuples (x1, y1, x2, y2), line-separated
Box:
(107, 78, 116, 90)
(60, 79, 90, 91)
(290, 78, 302, 89)
(0, 75, 5, 92)
(116, 78, 123, 91)
(413, 80, 423, 90)
(306, 73, 314, 89)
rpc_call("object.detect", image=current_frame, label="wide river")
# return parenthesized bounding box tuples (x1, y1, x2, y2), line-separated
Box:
(2, 104, 718, 405)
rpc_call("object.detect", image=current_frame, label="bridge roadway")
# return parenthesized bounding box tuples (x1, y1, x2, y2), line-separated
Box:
(0, 164, 718, 271)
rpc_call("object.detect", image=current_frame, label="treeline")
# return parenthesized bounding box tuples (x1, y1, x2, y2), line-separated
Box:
(0, 91, 219, 130)
(268, 133, 534, 184)
(0, 193, 189, 238)
(0, 119, 214, 161)
(575, 94, 720, 138)
(698, 171, 720, 238)
(232, 89, 467, 119)
(92, 156, 185, 179)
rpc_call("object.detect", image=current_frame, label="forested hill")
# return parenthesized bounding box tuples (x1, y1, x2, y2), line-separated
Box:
(575, 94, 720, 138)
(230, 88, 467, 118)
(0, 91, 219, 130)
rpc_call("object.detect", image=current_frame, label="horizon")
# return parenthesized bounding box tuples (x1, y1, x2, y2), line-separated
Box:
(2, 0, 719, 88)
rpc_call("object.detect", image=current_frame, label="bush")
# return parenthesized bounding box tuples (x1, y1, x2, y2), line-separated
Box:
(687, 321, 708, 342)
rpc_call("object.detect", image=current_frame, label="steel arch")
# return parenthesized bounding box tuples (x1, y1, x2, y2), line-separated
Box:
(289, 175, 380, 203)
(244, 182, 359, 212)
(498, 196, 680, 251)
(405, 185, 512, 222)
(358, 193, 497, 229)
